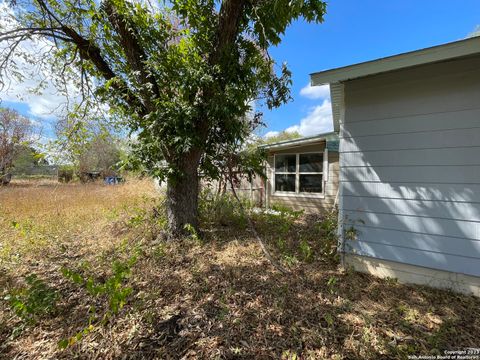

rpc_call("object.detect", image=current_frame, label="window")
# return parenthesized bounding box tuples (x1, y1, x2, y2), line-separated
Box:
(274, 154, 296, 192)
(299, 153, 323, 193)
(273, 152, 326, 196)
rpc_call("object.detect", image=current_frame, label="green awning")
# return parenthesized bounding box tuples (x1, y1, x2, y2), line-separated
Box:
(326, 139, 339, 152)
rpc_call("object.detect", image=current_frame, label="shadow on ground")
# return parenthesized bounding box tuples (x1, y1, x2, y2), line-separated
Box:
(1, 210, 479, 359)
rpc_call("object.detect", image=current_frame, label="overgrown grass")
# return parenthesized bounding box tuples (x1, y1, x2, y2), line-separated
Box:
(1, 180, 479, 359)
(0, 178, 157, 263)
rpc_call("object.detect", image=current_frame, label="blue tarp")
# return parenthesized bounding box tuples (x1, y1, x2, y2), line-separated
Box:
(104, 176, 123, 185)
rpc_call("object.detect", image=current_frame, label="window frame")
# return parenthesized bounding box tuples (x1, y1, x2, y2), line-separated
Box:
(273, 154, 297, 193)
(272, 150, 327, 199)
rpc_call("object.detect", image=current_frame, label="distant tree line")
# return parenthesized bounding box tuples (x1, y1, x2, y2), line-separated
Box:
(0, 108, 37, 183)
(0, 106, 124, 183)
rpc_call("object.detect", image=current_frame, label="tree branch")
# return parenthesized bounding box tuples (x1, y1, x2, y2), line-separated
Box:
(102, 0, 161, 111)
(30, 0, 148, 115)
(210, 0, 248, 65)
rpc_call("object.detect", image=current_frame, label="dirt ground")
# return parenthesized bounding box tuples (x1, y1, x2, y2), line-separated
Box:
(0, 179, 479, 359)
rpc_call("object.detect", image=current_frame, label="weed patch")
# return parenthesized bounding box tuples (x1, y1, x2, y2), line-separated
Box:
(1, 180, 479, 358)
(5, 274, 57, 324)
(59, 256, 137, 348)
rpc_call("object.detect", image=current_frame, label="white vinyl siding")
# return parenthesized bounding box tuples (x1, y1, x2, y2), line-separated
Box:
(340, 55, 480, 277)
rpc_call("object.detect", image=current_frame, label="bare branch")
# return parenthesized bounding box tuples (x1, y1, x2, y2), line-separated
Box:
(0, 27, 63, 36)
(0, 29, 74, 43)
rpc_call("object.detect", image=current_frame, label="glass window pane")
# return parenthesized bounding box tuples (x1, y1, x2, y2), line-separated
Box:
(275, 154, 296, 172)
(299, 153, 323, 173)
(299, 174, 323, 193)
(275, 174, 296, 192)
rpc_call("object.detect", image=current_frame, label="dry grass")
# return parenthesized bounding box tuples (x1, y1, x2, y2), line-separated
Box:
(0, 180, 479, 359)
(0, 178, 156, 262)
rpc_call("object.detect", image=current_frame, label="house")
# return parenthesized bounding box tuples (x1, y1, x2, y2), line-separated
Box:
(310, 36, 480, 295)
(262, 132, 340, 213)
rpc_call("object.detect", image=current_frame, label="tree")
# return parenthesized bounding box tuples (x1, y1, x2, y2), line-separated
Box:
(11, 144, 48, 174)
(0, 108, 35, 181)
(207, 114, 267, 195)
(78, 135, 122, 176)
(261, 130, 302, 145)
(0, 0, 327, 236)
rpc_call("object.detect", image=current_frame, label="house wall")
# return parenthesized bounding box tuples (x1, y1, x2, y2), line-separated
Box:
(345, 254, 480, 296)
(266, 141, 339, 213)
(340, 55, 480, 284)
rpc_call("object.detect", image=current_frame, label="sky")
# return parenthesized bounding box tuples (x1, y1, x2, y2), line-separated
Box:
(1, 0, 479, 139)
(262, 0, 480, 137)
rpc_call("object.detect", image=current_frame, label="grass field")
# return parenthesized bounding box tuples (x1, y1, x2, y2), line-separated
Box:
(1, 179, 479, 359)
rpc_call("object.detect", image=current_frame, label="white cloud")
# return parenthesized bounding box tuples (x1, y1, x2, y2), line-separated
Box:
(299, 83, 330, 100)
(285, 99, 333, 136)
(263, 84, 334, 138)
(264, 130, 280, 138)
(466, 25, 480, 38)
(0, 2, 81, 120)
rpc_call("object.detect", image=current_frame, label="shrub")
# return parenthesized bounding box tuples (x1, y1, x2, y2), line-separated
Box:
(61, 256, 137, 315)
(299, 238, 313, 263)
(5, 274, 57, 324)
(251, 204, 301, 239)
(199, 190, 249, 229)
(58, 165, 75, 183)
(121, 196, 167, 241)
(317, 209, 339, 263)
(59, 256, 137, 348)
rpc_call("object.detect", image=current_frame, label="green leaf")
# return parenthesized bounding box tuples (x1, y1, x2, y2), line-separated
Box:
(58, 339, 69, 349)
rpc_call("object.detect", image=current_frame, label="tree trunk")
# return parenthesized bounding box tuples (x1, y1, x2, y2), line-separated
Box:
(165, 152, 201, 238)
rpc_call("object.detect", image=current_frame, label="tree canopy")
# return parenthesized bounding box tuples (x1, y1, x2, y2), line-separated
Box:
(0, 107, 36, 178)
(78, 134, 122, 175)
(261, 130, 303, 145)
(0, 0, 327, 234)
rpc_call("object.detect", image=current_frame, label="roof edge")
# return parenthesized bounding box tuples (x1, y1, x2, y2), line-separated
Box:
(310, 36, 480, 85)
(260, 131, 338, 150)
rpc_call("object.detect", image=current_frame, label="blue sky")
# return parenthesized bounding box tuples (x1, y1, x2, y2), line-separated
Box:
(1, 0, 479, 139)
(261, 0, 480, 137)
